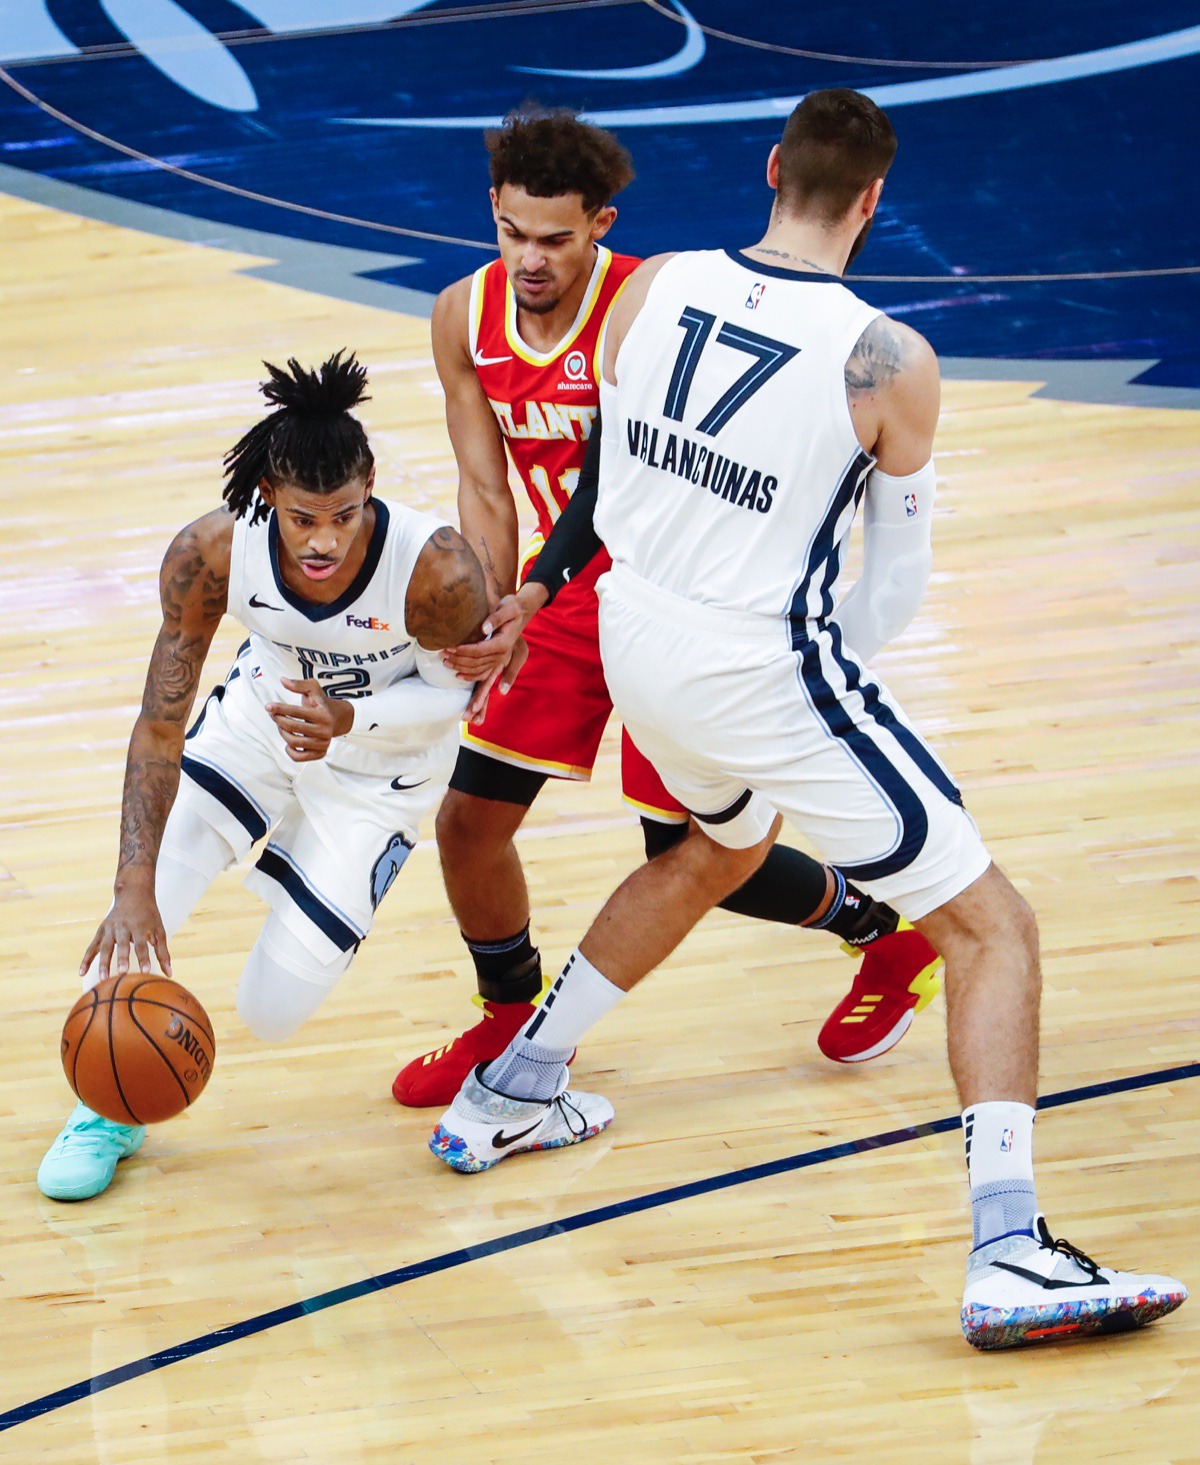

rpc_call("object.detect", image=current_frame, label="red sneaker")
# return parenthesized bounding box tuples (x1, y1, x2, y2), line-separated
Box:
(817, 922, 943, 1063)
(393, 997, 539, 1108)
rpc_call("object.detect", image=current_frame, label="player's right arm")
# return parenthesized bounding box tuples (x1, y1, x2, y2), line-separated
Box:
(431, 277, 519, 605)
(448, 255, 680, 699)
(836, 315, 940, 661)
(82, 509, 232, 982)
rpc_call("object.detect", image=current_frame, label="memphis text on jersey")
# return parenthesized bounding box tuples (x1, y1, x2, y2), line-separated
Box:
(625, 417, 778, 514)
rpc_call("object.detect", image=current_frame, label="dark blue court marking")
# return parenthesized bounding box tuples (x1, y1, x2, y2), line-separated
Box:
(3, 1059, 1196, 1433)
(0, 2, 1197, 375)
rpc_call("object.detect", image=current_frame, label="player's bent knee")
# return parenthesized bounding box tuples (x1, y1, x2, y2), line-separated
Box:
(434, 790, 472, 851)
(236, 918, 352, 1042)
(681, 820, 773, 901)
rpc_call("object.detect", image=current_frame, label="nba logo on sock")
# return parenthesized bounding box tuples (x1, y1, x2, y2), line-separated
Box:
(1000, 1128, 1014, 1152)
(904, 492, 918, 517)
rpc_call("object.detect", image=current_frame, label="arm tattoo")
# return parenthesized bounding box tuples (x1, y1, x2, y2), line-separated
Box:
(845, 316, 904, 397)
(406, 526, 489, 649)
(117, 753, 180, 873)
(117, 524, 226, 876)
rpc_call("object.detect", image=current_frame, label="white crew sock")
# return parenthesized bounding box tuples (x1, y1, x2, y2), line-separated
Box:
(481, 949, 625, 1100)
(963, 1101, 1038, 1250)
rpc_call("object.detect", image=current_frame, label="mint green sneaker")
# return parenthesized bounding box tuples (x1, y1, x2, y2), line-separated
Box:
(37, 1103, 145, 1201)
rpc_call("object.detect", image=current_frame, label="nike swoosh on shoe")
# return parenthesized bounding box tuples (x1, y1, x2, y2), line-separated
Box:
(990, 1260, 1103, 1291)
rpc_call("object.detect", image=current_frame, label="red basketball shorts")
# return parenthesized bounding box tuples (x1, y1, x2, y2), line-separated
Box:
(461, 549, 687, 823)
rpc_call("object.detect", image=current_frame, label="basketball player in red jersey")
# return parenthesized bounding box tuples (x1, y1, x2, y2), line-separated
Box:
(392, 109, 943, 1107)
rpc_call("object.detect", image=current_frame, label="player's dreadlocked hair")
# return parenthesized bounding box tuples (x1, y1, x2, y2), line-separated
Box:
(222, 350, 374, 523)
(486, 106, 634, 214)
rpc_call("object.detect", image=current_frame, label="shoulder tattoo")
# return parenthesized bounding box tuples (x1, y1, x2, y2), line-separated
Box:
(845, 316, 905, 398)
(406, 526, 489, 649)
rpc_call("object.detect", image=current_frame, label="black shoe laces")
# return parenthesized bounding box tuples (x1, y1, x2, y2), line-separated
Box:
(554, 1093, 588, 1137)
(1041, 1225, 1104, 1281)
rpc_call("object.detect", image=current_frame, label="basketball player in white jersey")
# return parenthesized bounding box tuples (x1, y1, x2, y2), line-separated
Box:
(431, 92, 1187, 1349)
(38, 352, 486, 1201)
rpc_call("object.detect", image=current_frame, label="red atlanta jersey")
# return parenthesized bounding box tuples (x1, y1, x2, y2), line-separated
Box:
(468, 245, 640, 545)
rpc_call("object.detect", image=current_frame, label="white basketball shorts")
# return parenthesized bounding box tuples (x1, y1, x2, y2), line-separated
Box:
(597, 565, 990, 921)
(173, 653, 452, 963)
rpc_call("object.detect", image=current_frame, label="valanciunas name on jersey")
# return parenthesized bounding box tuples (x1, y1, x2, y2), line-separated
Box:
(625, 417, 778, 515)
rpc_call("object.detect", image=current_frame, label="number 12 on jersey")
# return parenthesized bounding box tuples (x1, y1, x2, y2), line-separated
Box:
(663, 308, 798, 436)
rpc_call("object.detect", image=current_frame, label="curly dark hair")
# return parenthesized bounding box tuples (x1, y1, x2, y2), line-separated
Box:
(486, 106, 634, 213)
(222, 350, 374, 523)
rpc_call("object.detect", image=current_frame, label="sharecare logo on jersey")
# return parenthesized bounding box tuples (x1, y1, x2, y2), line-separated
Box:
(904, 492, 918, 517)
(745, 282, 766, 310)
(563, 350, 588, 380)
(346, 613, 390, 630)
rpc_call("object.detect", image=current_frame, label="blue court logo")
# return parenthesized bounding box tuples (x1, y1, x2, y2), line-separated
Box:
(370, 832, 412, 909)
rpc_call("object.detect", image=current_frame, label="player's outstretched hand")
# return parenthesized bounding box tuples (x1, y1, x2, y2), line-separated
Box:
(81, 881, 172, 982)
(442, 595, 526, 682)
(268, 678, 354, 762)
(442, 582, 546, 720)
(466, 634, 529, 723)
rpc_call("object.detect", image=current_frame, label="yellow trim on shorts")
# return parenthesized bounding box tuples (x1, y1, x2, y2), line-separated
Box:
(622, 792, 688, 824)
(461, 729, 593, 780)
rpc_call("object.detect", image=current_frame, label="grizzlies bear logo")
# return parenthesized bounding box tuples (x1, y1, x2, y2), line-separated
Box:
(370, 833, 413, 910)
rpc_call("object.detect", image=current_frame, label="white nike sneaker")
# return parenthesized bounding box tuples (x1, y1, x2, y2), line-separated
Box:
(429, 1064, 614, 1174)
(961, 1214, 1187, 1350)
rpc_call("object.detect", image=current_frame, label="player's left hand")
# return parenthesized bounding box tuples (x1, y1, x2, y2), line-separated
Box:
(268, 678, 354, 761)
(466, 634, 529, 723)
(441, 594, 526, 681)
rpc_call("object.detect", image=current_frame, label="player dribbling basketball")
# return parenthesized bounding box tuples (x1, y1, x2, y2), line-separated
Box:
(38, 352, 486, 1200)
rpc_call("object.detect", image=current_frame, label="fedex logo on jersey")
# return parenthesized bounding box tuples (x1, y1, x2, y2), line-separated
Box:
(345, 613, 390, 631)
(488, 399, 596, 442)
(904, 492, 918, 517)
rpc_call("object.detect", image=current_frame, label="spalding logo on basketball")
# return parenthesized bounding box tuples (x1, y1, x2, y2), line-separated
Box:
(60, 974, 216, 1125)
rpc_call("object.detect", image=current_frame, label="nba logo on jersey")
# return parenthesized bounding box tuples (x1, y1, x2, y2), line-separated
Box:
(904, 492, 918, 517)
(1000, 1128, 1014, 1153)
(745, 282, 766, 310)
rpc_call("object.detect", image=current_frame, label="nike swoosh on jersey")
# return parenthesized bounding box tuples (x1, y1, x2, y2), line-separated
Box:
(492, 1119, 544, 1149)
(473, 350, 512, 367)
(390, 776, 430, 791)
(248, 593, 283, 610)
(990, 1260, 1102, 1290)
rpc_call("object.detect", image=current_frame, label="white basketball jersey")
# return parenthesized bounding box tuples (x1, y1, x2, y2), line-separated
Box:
(226, 496, 450, 754)
(595, 249, 881, 623)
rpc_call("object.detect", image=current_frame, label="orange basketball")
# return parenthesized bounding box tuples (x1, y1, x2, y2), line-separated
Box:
(60, 974, 216, 1125)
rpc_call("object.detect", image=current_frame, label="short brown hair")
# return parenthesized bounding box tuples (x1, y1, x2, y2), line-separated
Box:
(776, 89, 897, 224)
(486, 107, 635, 214)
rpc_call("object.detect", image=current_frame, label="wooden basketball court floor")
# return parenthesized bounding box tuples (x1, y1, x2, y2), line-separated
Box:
(1, 191, 1197, 1463)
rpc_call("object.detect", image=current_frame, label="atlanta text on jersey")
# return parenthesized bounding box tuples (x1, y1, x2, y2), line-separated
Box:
(487, 399, 598, 443)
